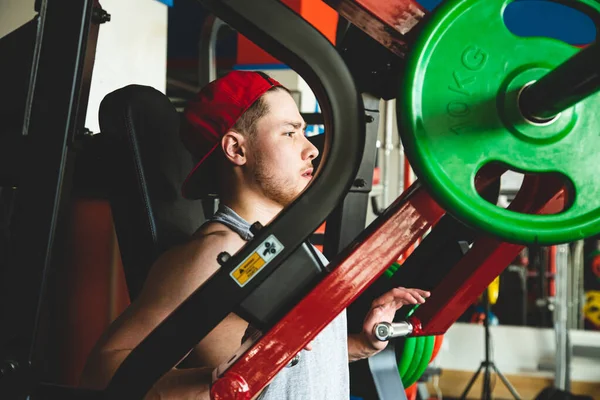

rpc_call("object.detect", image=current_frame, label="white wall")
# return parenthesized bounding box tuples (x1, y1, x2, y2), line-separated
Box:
(86, 0, 168, 132)
(0, 0, 168, 134)
(0, 0, 36, 39)
(435, 322, 600, 383)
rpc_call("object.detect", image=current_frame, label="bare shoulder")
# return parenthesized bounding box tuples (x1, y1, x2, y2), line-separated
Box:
(187, 221, 247, 262)
(141, 223, 246, 297)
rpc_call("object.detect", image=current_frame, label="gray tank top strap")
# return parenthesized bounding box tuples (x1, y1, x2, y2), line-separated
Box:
(209, 204, 254, 241)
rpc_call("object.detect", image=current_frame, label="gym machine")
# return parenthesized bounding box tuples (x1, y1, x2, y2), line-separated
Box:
(2, 0, 364, 398)
(1, 0, 600, 400)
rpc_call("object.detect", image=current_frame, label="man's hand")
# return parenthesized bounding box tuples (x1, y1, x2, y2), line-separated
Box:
(348, 287, 430, 362)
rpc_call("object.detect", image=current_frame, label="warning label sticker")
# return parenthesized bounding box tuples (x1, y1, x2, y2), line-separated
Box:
(230, 234, 283, 287)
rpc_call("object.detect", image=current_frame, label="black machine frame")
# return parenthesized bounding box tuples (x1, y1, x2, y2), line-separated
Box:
(1, 0, 102, 397)
(0, 0, 367, 398)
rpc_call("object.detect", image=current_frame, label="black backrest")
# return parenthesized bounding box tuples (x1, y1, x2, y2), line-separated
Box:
(0, 17, 37, 289)
(98, 85, 206, 300)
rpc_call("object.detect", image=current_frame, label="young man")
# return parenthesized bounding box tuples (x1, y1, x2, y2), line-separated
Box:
(80, 71, 430, 399)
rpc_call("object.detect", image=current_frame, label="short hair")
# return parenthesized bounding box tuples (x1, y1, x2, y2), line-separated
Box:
(232, 85, 291, 137)
(214, 84, 292, 196)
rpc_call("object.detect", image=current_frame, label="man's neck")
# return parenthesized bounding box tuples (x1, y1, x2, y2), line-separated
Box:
(220, 191, 283, 227)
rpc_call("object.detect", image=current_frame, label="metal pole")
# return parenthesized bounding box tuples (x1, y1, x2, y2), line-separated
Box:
(554, 244, 571, 391)
(198, 15, 228, 87)
(382, 100, 394, 207)
(569, 241, 584, 330)
(397, 111, 405, 199)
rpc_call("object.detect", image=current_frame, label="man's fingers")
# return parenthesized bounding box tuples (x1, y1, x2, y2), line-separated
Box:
(414, 289, 431, 298)
(405, 289, 426, 303)
(371, 288, 432, 309)
(397, 292, 419, 307)
(372, 291, 417, 309)
(395, 288, 431, 303)
(391, 288, 422, 304)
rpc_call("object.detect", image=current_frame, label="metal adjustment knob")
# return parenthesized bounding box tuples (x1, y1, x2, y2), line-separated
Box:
(0, 359, 18, 378)
(373, 321, 413, 341)
(216, 252, 231, 266)
(250, 221, 263, 235)
(92, 7, 111, 24)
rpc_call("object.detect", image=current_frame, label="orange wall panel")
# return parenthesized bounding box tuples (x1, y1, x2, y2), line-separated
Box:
(300, 0, 338, 44)
(55, 200, 130, 385)
(236, 0, 338, 66)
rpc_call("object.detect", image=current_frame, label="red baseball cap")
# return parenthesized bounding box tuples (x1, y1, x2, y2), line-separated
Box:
(180, 70, 282, 199)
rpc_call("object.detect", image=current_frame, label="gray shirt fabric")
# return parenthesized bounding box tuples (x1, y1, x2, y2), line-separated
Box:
(208, 205, 350, 400)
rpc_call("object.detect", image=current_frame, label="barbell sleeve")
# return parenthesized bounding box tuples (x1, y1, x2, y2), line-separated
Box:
(519, 40, 600, 122)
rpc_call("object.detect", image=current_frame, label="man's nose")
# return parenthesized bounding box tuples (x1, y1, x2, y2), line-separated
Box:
(303, 136, 319, 160)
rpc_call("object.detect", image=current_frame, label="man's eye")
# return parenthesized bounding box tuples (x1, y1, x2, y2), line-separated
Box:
(285, 132, 295, 137)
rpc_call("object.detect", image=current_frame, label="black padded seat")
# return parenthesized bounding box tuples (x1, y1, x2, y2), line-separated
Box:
(97, 85, 206, 299)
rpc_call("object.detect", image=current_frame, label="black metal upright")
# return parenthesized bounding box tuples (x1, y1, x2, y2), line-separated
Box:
(0, 0, 102, 398)
(323, 94, 380, 260)
(102, 0, 365, 398)
(1, 0, 364, 398)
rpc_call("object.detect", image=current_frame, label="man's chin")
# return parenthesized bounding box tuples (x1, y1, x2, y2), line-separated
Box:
(264, 183, 308, 208)
(277, 192, 302, 208)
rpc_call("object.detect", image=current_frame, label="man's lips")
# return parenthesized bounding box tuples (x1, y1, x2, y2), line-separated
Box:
(302, 168, 314, 178)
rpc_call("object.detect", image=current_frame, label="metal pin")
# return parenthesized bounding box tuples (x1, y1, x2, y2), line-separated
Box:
(287, 354, 301, 368)
(373, 321, 413, 341)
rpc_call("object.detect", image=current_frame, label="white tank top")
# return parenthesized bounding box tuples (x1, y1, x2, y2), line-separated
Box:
(209, 205, 350, 400)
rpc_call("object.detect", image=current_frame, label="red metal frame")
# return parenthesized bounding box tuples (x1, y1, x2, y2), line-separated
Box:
(210, 171, 567, 399)
(323, 0, 428, 57)
(211, 183, 444, 399)
(211, 179, 565, 399)
(410, 175, 566, 336)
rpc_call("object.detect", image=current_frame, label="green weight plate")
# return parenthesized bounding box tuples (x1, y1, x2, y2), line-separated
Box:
(404, 335, 435, 388)
(398, 0, 600, 244)
(394, 337, 406, 378)
(397, 336, 416, 379)
(384, 262, 401, 279)
(400, 337, 421, 386)
(402, 336, 424, 386)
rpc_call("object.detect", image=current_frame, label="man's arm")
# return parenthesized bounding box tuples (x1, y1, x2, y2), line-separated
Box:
(348, 333, 379, 362)
(82, 347, 213, 400)
(347, 287, 430, 362)
(79, 228, 248, 399)
(144, 367, 213, 400)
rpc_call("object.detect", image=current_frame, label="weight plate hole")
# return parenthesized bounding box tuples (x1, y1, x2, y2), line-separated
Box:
(475, 162, 572, 215)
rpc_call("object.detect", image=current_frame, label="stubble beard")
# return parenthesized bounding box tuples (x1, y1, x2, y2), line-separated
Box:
(252, 152, 301, 207)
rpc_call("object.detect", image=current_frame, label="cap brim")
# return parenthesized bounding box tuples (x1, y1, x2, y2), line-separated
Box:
(181, 142, 220, 200)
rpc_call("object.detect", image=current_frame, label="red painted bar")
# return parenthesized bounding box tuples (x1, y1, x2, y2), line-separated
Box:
(323, 0, 428, 57)
(354, 0, 427, 35)
(210, 163, 565, 398)
(409, 177, 567, 336)
(409, 238, 524, 336)
(211, 184, 444, 399)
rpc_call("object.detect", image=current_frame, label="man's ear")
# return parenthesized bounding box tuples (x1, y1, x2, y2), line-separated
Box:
(221, 131, 247, 166)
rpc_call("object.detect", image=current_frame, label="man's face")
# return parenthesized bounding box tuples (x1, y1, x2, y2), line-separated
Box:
(245, 89, 319, 207)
